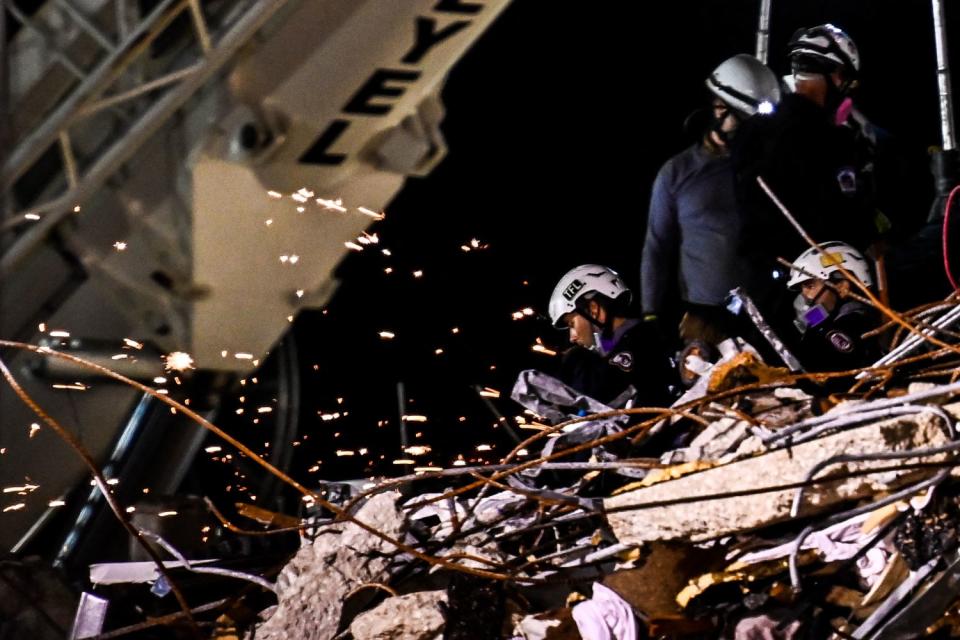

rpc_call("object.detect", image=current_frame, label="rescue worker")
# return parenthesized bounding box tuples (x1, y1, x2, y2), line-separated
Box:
(549, 264, 675, 407)
(641, 54, 781, 357)
(787, 241, 881, 372)
(734, 24, 880, 297)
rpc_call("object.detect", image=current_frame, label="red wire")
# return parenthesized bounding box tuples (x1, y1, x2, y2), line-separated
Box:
(945, 184, 960, 291)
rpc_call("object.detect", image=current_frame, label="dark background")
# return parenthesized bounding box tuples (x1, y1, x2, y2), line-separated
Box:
(234, 1, 955, 483)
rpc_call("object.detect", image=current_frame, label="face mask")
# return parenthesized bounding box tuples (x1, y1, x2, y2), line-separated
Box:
(803, 303, 831, 328)
(710, 104, 741, 144)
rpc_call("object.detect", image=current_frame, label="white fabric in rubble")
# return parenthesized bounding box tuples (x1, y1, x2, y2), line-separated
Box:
(525, 418, 628, 482)
(668, 338, 761, 420)
(731, 611, 803, 639)
(407, 493, 469, 538)
(407, 490, 535, 542)
(511, 369, 633, 427)
(571, 583, 637, 640)
(467, 490, 538, 529)
(736, 511, 893, 587)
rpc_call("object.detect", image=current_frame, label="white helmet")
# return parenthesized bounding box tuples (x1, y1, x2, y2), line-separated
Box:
(706, 54, 781, 116)
(548, 264, 631, 328)
(788, 24, 860, 77)
(787, 241, 874, 290)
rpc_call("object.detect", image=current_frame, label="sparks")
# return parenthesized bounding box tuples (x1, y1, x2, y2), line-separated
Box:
(402, 415, 427, 423)
(345, 241, 364, 251)
(164, 351, 194, 371)
(531, 344, 558, 356)
(3, 484, 39, 494)
(28, 424, 40, 438)
(412, 270, 423, 278)
(378, 331, 395, 339)
(234, 353, 254, 360)
(113, 241, 127, 251)
(3, 504, 25, 513)
(403, 445, 432, 456)
(358, 206, 385, 220)
(158, 511, 178, 517)
(478, 387, 500, 398)
(124, 338, 143, 349)
(49, 330, 70, 338)
(316, 197, 347, 212)
(267, 190, 282, 199)
(24, 213, 40, 221)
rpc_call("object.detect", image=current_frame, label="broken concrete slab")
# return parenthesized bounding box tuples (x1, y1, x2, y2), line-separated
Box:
(349, 589, 446, 640)
(605, 412, 950, 544)
(251, 491, 405, 640)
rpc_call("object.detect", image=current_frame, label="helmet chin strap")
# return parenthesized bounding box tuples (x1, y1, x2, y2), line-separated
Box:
(574, 299, 614, 353)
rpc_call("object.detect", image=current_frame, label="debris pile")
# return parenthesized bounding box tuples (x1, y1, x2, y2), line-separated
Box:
(219, 304, 960, 639)
(30, 298, 960, 639)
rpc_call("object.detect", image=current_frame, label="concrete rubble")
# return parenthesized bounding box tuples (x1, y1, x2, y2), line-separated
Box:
(349, 590, 447, 640)
(241, 376, 960, 639)
(251, 491, 406, 640)
(605, 409, 951, 543)
(64, 325, 958, 640)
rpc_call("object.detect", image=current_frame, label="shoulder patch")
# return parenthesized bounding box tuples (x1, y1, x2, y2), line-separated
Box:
(826, 330, 854, 353)
(609, 351, 634, 371)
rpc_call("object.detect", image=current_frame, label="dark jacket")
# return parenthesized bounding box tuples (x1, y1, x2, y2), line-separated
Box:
(733, 94, 878, 285)
(797, 300, 880, 372)
(559, 319, 675, 407)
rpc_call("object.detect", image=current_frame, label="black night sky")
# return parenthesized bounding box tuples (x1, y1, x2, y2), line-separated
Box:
(226, 0, 957, 485)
